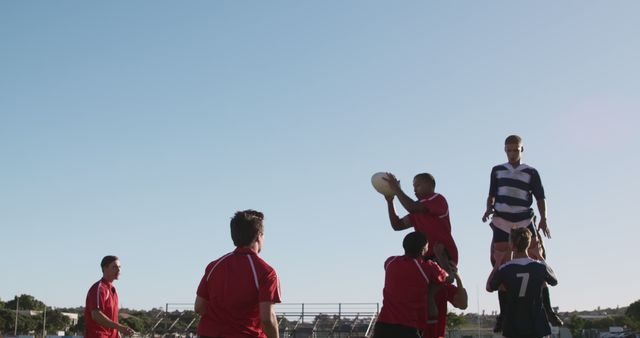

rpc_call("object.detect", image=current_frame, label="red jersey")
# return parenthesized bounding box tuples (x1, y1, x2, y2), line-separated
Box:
(409, 193, 459, 264)
(422, 283, 458, 338)
(377, 255, 448, 330)
(196, 247, 282, 338)
(84, 278, 119, 338)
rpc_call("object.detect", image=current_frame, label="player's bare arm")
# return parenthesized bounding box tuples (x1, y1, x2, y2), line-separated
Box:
(451, 267, 468, 310)
(482, 196, 495, 222)
(91, 309, 135, 336)
(486, 253, 509, 292)
(194, 295, 207, 315)
(386, 194, 411, 231)
(383, 173, 427, 213)
(536, 198, 551, 238)
(260, 302, 280, 338)
(486, 267, 499, 292)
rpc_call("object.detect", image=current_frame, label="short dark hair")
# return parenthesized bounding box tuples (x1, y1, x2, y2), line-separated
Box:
(100, 255, 119, 269)
(414, 173, 436, 189)
(505, 135, 523, 146)
(510, 227, 531, 252)
(403, 231, 428, 258)
(230, 209, 265, 247)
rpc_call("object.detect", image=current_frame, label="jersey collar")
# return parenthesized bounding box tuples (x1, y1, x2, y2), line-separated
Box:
(234, 247, 257, 255)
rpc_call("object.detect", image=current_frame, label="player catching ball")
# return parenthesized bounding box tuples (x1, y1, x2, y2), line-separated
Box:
(382, 172, 459, 324)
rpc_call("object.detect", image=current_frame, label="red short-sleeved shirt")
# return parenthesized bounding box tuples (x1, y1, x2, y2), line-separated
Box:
(408, 193, 459, 264)
(85, 278, 119, 338)
(377, 255, 448, 330)
(422, 283, 458, 338)
(196, 247, 282, 338)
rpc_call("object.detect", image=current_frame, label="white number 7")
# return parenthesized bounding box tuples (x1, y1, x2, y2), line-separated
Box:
(516, 273, 530, 297)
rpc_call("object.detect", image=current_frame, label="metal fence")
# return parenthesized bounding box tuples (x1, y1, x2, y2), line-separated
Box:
(153, 302, 379, 338)
(275, 303, 379, 338)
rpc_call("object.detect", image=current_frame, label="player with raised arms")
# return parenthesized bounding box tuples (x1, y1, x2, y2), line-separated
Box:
(374, 171, 459, 329)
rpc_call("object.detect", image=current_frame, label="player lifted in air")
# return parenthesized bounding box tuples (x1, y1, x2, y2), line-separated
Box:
(482, 135, 562, 331)
(382, 172, 460, 329)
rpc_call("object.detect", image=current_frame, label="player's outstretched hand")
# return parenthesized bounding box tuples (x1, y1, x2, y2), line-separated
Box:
(118, 325, 135, 337)
(383, 172, 402, 194)
(539, 218, 551, 239)
(482, 209, 493, 223)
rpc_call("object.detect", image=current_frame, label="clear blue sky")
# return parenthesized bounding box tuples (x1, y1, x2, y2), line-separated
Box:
(2, 1, 639, 314)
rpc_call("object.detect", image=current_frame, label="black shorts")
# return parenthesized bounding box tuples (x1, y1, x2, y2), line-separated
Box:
(372, 322, 421, 338)
(491, 223, 537, 243)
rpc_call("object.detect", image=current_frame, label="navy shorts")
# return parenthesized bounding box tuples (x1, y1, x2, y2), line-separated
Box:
(491, 222, 537, 243)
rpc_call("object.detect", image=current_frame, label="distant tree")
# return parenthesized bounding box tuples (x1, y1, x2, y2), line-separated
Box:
(585, 316, 614, 330)
(120, 315, 145, 333)
(626, 299, 640, 322)
(128, 310, 158, 333)
(173, 311, 198, 333)
(135, 309, 166, 335)
(71, 314, 85, 335)
(0, 309, 13, 333)
(14, 313, 39, 334)
(2, 311, 21, 334)
(568, 314, 585, 338)
(46, 309, 72, 332)
(611, 314, 640, 332)
(57, 307, 84, 313)
(5, 295, 45, 311)
(446, 312, 465, 337)
(0, 311, 6, 333)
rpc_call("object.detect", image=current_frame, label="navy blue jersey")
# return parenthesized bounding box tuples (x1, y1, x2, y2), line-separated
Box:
(489, 163, 545, 222)
(490, 258, 558, 338)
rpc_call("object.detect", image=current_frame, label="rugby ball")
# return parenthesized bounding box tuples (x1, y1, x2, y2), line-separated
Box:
(371, 172, 395, 196)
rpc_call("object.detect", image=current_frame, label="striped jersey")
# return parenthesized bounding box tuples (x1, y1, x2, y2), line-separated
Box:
(489, 163, 545, 223)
